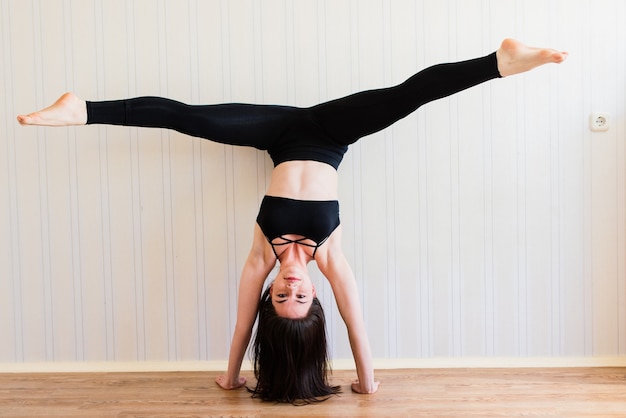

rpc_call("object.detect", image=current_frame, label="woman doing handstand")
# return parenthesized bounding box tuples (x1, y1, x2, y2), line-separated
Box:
(18, 38, 567, 403)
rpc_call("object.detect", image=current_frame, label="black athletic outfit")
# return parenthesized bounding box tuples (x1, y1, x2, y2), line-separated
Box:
(86, 53, 501, 258)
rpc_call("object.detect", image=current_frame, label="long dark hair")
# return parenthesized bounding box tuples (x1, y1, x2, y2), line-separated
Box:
(249, 286, 341, 404)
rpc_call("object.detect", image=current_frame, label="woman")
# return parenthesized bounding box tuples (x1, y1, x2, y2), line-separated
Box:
(18, 39, 567, 402)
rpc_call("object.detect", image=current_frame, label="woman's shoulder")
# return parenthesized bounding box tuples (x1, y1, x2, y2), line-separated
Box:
(311, 226, 345, 275)
(250, 224, 279, 266)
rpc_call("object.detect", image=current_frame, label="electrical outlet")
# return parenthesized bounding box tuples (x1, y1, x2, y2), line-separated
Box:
(590, 112, 609, 132)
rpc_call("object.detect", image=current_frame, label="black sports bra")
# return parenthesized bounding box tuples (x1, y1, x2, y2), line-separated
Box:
(256, 195, 340, 258)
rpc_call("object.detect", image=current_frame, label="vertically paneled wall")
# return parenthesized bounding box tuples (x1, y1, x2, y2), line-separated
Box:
(1, 0, 624, 365)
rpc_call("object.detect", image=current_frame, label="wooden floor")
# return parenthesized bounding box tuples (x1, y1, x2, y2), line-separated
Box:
(1, 368, 625, 417)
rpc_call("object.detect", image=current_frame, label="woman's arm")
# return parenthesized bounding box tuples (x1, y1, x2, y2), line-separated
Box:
(316, 227, 379, 394)
(216, 224, 276, 390)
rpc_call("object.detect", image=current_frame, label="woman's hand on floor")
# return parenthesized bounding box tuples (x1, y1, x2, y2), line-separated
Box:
(351, 379, 380, 394)
(215, 375, 246, 390)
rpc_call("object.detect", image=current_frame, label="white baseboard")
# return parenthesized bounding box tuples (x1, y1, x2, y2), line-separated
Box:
(362, 356, 626, 370)
(1, 357, 625, 374)
(0, 361, 232, 374)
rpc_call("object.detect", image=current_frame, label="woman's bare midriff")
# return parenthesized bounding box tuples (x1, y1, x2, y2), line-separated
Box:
(266, 160, 338, 201)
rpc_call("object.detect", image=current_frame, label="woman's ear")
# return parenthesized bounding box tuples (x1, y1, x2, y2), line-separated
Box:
(312, 284, 316, 297)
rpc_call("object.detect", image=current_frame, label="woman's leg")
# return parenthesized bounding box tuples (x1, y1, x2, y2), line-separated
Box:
(86, 97, 298, 149)
(308, 38, 566, 146)
(308, 53, 499, 145)
(18, 94, 299, 150)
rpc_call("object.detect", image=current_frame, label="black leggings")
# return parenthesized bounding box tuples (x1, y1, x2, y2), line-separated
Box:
(87, 52, 500, 154)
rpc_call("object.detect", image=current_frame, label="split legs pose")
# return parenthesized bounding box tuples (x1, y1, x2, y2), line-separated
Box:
(17, 39, 567, 398)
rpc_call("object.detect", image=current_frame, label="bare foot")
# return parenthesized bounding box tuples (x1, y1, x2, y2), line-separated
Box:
(17, 92, 87, 126)
(496, 38, 568, 77)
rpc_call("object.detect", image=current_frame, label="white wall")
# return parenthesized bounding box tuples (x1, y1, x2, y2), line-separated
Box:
(1, 0, 624, 366)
